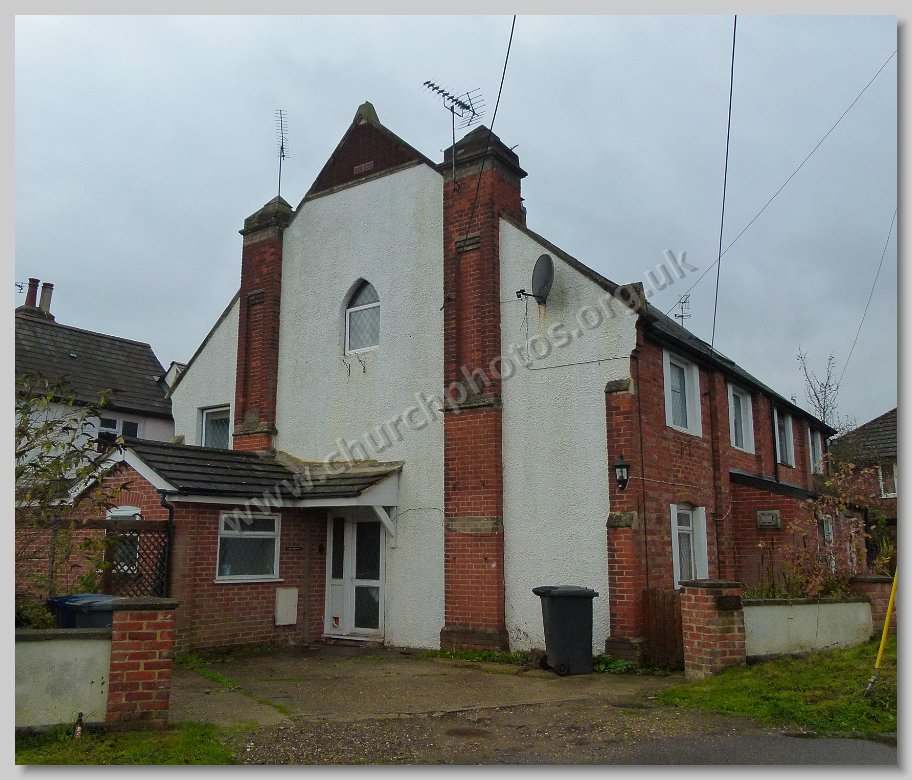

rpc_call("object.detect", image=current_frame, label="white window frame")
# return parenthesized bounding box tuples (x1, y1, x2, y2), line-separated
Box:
(215, 512, 281, 582)
(345, 289, 380, 355)
(662, 350, 702, 437)
(774, 409, 795, 467)
(98, 416, 141, 439)
(669, 504, 709, 589)
(879, 463, 897, 498)
(200, 405, 231, 449)
(106, 505, 143, 574)
(728, 384, 755, 453)
(808, 428, 824, 475)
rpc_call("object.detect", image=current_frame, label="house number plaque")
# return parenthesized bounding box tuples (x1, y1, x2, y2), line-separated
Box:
(755, 510, 782, 530)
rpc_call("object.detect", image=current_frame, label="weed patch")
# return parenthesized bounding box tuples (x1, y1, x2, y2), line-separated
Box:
(16, 722, 234, 765)
(660, 636, 896, 739)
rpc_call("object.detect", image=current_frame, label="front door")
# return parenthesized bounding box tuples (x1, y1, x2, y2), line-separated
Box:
(325, 511, 384, 638)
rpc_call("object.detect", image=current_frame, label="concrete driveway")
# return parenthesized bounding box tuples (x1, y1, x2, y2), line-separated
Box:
(168, 643, 897, 765)
(169, 642, 672, 727)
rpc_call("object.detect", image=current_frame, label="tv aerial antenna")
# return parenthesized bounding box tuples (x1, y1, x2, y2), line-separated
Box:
(674, 294, 692, 327)
(275, 109, 289, 198)
(422, 80, 485, 184)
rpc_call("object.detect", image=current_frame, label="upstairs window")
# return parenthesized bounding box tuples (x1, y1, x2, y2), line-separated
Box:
(774, 409, 795, 467)
(97, 417, 139, 446)
(345, 281, 380, 354)
(201, 406, 231, 449)
(879, 463, 897, 498)
(808, 428, 824, 475)
(662, 350, 702, 437)
(728, 384, 755, 453)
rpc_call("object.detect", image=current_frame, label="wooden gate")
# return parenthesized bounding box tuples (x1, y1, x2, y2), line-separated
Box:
(642, 588, 684, 669)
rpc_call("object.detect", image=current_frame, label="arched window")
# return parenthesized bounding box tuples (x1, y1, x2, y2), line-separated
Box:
(345, 281, 380, 353)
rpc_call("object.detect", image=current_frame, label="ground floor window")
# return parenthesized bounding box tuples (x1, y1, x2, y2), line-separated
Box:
(670, 503, 708, 588)
(216, 513, 280, 580)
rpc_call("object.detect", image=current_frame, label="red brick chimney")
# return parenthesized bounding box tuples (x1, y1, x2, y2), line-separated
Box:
(16, 278, 55, 321)
(232, 196, 293, 452)
(439, 126, 526, 651)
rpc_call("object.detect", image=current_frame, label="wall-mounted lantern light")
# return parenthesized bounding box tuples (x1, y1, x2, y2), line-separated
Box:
(613, 456, 630, 491)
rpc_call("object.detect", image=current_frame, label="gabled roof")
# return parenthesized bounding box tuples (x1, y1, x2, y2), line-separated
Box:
(15, 312, 172, 419)
(301, 102, 437, 203)
(120, 438, 402, 501)
(830, 407, 897, 464)
(501, 214, 835, 436)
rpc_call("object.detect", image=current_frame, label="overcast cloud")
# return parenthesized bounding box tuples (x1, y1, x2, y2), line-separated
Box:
(14, 14, 897, 428)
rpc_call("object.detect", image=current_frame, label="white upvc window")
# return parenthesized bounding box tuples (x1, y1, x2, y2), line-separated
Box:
(808, 428, 824, 475)
(216, 513, 281, 581)
(98, 416, 140, 441)
(728, 384, 755, 453)
(879, 462, 897, 498)
(669, 504, 709, 589)
(774, 409, 795, 467)
(106, 505, 142, 574)
(663, 350, 702, 437)
(345, 281, 380, 354)
(201, 406, 231, 449)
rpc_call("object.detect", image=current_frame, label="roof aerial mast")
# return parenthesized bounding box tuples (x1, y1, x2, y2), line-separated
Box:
(422, 80, 485, 186)
(275, 109, 289, 198)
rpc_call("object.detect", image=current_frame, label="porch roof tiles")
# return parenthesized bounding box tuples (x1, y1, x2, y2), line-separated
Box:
(123, 438, 402, 500)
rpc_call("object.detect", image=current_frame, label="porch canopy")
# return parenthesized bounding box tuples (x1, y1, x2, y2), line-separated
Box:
(108, 438, 403, 545)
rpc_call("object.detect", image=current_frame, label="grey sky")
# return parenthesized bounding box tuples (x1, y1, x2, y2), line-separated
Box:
(14, 14, 897, 428)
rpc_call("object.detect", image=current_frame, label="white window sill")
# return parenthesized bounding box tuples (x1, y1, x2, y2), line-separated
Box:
(731, 444, 755, 455)
(345, 346, 379, 357)
(213, 577, 284, 584)
(881, 493, 897, 499)
(668, 423, 702, 439)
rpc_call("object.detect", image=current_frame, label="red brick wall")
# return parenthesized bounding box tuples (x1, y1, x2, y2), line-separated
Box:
(680, 581, 745, 679)
(170, 503, 327, 652)
(233, 199, 292, 452)
(440, 135, 524, 651)
(604, 323, 826, 647)
(106, 603, 176, 727)
(730, 481, 817, 589)
(852, 575, 896, 636)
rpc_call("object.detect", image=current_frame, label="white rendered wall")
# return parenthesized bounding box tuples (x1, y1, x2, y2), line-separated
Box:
(170, 297, 238, 446)
(16, 632, 112, 727)
(500, 220, 638, 653)
(744, 600, 873, 658)
(277, 163, 445, 649)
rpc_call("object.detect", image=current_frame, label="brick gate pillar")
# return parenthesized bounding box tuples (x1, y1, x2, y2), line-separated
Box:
(106, 597, 178, 728)
(679, 579, 745, 679)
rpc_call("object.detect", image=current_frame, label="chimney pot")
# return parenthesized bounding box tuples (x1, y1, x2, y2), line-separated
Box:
(25, 278, 40, 308)
(38, 282, 54, 318)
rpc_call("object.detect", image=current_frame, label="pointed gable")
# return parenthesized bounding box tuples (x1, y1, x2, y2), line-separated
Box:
(304, 101, 435, 200)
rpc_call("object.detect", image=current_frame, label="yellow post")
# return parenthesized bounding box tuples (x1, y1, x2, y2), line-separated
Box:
(863, 569, 897, 697)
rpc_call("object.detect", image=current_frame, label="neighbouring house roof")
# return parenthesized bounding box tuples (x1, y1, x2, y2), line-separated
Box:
(15, 312, 172, 419)
(501, 214, 835, 437)
(829, 407, 897, 465)
(119, 438, 403, 502)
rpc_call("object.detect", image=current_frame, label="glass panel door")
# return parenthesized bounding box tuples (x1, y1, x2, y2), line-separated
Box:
(353, 521, 382, 632)
(324, 514, 384, 637)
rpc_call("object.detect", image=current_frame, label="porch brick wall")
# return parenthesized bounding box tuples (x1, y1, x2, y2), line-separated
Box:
(170, 502, 326, 652)
(680, 580, 746, 679)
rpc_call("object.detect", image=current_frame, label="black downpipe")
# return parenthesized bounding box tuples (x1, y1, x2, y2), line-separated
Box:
(159, 491, 176, 598)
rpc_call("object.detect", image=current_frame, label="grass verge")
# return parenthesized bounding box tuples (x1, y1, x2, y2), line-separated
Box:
(659, 635, 896, 739)
(15, 722, 235, 765)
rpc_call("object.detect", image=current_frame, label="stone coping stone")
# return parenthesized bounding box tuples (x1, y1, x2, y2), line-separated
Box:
(16, 627, 112, 642)
(851, 575, 893, 584)
(110, 597, 179, 611)
(678, 579, 744, 589)
(743, 596, 869, 606)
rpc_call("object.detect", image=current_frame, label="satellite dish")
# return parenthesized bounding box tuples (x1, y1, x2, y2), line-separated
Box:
(531, 254, 554, 304)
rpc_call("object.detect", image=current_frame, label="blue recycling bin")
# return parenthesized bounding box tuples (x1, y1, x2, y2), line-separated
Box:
(46, 594, 115, 628)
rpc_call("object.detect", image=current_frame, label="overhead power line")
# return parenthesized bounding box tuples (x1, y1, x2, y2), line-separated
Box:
(838, 207, 897, 386)
(665, 48, 897, 317)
